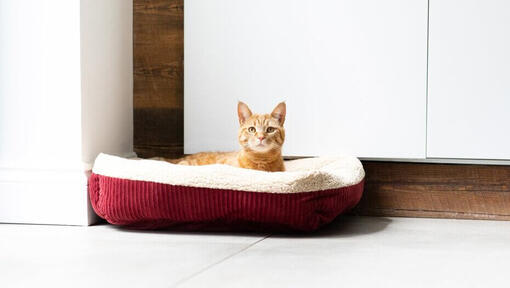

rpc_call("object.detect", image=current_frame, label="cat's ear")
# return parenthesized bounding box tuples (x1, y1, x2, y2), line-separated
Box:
(238, 101, 253, 125)
(271, 102, 286, 125)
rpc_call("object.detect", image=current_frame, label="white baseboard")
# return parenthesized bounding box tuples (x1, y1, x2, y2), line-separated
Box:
(0, 169, 97, 226)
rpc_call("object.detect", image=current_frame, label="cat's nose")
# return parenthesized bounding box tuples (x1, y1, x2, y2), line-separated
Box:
(258, 136, 265, 141)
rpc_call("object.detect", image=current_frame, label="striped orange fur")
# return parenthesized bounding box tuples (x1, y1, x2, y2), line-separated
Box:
(166, 102, 286, 172)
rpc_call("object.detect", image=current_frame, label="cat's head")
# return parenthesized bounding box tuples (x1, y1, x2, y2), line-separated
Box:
(237, 101, 286, 153)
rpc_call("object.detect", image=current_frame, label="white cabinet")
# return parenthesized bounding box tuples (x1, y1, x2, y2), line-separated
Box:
(428, 0, 510, 160)
(185, 0, 428, 158)
(184, 0, 510, 162)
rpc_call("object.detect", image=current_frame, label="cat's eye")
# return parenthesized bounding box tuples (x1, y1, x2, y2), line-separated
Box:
(248, 127, 256, 133)
(266, 127, 276, 133)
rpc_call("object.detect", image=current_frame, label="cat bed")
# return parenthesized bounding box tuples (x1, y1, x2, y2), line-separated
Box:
(88, 153, 365, 232)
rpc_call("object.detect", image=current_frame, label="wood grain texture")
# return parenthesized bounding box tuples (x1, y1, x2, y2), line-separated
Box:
(133, 0, 510, 220)
(353, 162, 510, 220)
(134, 0, 184, 157)
(134, 108, 184, 158)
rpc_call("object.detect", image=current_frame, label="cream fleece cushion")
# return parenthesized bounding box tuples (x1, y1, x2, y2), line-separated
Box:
(92, 153, 365, 194)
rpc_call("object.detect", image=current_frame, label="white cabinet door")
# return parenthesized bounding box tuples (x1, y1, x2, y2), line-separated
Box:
(428, 0, 510, 160)
(185, 0, 428, 158)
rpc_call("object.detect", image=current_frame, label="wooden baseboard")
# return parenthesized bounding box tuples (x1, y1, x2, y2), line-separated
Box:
(351, 161, 510, 220)
(351, 208, 510, 221)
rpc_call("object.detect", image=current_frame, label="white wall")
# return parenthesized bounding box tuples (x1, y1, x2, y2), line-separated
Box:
(81, 0, 134, 166)
(0, 0, 133, 225)
(0, 0, 82, 171)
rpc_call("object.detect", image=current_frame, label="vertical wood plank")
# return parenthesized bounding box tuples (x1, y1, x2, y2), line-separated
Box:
(133, 0, 184, 158)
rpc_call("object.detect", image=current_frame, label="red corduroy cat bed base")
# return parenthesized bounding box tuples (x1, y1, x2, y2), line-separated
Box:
(88, 154, 365, 232)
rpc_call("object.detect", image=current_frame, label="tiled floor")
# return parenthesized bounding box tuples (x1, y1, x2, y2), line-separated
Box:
(2, 216, 510, 288)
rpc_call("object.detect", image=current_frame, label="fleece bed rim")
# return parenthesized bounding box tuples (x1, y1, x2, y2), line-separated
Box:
(92, 153, 365, 194)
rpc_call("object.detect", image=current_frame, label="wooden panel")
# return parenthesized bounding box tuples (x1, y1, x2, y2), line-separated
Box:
(133, 108, 184, 158)
(134, 0, 184, 157)
(353, 161, 510, 220)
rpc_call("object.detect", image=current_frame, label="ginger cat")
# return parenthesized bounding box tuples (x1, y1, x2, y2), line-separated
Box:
(169, 102, 286, 172)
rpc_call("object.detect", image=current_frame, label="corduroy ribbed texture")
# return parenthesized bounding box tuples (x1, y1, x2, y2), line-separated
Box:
(88, 173, 364, 232)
